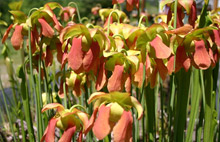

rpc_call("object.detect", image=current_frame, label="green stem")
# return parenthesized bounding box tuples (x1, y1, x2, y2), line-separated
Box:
(107, 11, 120, 36)
(133, 89, 138, 142)
(160, 79, 164, 142)
(154, 80, 159, 139)
(140, 48, 146, 103)
(135, 114, 139, 141)
(81, 17, 90, 23)
(68, 2, 81, 23)
(38, 47, 44, 136)
(173, 0, 178, 29)
(63, 64, 67, 108)
(137, 2, 140, 24)
(86, 23, 95, 28)
(196, 99, 204, 142)
(70, 104, 87, 112)
(218, 68, 220, 141)
(20, 114, 26, 142)
(52, 60, 56, 93)
(200, 70, 206, 113)
(141, 90, 146, 142)
(83, 83, 89, 108)
(0, 77, 17, 142)
(112, 34, 129, 50)
(168, 0, 178, 140)
(41, 60, 51, 104)
(28, 27, 42, 142)
(138, 15, 149, 27)
(28, 8, 38, 19)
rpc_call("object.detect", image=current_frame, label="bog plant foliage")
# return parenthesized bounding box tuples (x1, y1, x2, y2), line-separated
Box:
(1, 0, 220, 141)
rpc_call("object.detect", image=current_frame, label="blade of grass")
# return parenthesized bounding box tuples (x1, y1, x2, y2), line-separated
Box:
(4, 53, 27, 141)
(0, 77, 17, 142)
(17, 65, 35, 141)
(196, 100, 204, 142)
(168, 73, 176, 142)
(20, 115, 26, 142)
(133, 88, 139, 142)
(145, 85, 155, 142)
(154, 79, 159, 133)
(38, 47, 44, 137)
(218, 64, 220, 141)
(4, 57, 18, 107)
(212, 63, 219, 140)
(84, 83, 93, 142)
(186, 69, 201, 142)
(140, 44, 147, 142)
(174, 68, 191, 142)
(41, 60, 51, 104)
(141, 92, 146, 142)
(200, 70, 206, 113)
(203, 68, 214, 141)
(41, 60, 51, 128)
(210, 92, 217, 141)
(0, 107, 6, 127)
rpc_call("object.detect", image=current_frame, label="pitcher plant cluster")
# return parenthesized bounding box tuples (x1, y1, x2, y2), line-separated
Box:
(1, 0, 220, 141)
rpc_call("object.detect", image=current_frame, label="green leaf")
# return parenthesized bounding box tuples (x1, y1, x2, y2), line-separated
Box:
(183, 26, 217, 51)
(27, 10, 52, 27)
(105, 53, 124, 71)
(127, 29, 144, 42)
(99, 9, 127, 22)
(199, 0, 210, 28)
(1, 45, 8, 58)
(146, 24, 165, 41)
(137, 24, 165, 49)
(0, 20, 7, 26)
(103, 51, 119, 57)
(63, 24, 92, 49)
(109, 102, 124, 122)
(91, 29, 110, 51)
(9, 10, 27, 24)
(8, 0, 23, 10)
(126, 55, 139, 74)
(44, 2, 62, 10)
